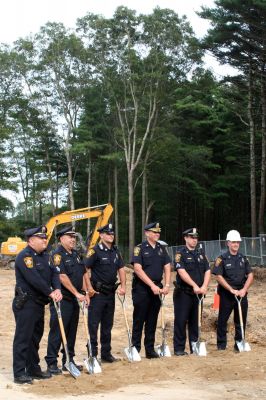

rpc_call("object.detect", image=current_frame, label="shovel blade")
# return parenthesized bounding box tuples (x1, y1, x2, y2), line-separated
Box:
(64, 361, 81, 379)
(124, 346, 141, 362)
(84, 357, 102, 374)
(155, 344, 171, 357)
(236, 340, 251, 352)
(192, 341, 207, 356)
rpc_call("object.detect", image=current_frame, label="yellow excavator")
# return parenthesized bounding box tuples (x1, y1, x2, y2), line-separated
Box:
(0, 203, 113, 267)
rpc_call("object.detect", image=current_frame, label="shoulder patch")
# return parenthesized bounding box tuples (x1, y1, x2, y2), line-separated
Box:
(215, 257, 222, 267)
(53, 254, 62, 266)
(87, 248, 95, 257)
(175, 253, 181, 263)
(134, 246, 141, 256)
(24, 257, 33, 269)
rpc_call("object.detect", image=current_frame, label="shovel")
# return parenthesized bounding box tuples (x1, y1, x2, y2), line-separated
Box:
(117, 294, 141, 362)
(235, 296, 251, 352)
(155, 294, 171, 357)
(78, 301, 102, 374)
(191, 294, 207, 356)
(53, 300, 81, 379)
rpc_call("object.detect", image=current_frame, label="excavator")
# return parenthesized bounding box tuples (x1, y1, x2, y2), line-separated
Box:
(0, 203, 113, 267)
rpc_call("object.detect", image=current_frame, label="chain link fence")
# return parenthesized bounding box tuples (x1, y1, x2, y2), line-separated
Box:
(169, 234, 266, 266)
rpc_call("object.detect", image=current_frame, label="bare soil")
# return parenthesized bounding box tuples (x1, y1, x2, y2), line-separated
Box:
(0, 266, 266, 400)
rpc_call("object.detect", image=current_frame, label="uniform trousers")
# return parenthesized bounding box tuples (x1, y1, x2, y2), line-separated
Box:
(173, 290, 199, 353)
(88, 292, 115, 357)
(45, 298, 80, 366)
(13, 298, 44, 377)
(217, 289, 248, 348)
(132, 282, 161, 353)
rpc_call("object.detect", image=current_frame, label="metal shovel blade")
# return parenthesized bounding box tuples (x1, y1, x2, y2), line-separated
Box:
(124, 346, 141, 362)
(192, 340, 207, 356)
(64, 361, 81, 379)
(84, 357, 102, 374)
(155, 343, 171, 357)
(236, 340, 251, 352)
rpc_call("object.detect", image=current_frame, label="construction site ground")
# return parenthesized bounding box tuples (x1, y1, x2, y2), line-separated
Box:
(0, 266, 266, 400)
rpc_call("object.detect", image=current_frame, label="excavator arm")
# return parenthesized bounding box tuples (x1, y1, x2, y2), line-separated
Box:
(45, 203, 113, 253)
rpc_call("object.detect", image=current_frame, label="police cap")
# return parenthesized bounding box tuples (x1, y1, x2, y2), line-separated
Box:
(56, 226, 76, 238)
(98, 223, 114, 234)
(24, 225, 47, 239)
(183, 227, 199, 238)
(144, 222, 161, 233)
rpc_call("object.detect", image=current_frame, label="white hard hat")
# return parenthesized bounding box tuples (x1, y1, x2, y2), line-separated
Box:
(226, 230, 242, 242)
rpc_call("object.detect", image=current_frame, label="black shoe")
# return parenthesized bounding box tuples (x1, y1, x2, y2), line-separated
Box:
(101, 354, 120, 363)
(47, 364, 62, 375)
(30, 369, 52, 380)
(217, 346, 226, 351)
(62, 361, 83, 372)
(14, 375, 33, 384)
(145, 350, 160, 359)
(174, 351, 188, 356)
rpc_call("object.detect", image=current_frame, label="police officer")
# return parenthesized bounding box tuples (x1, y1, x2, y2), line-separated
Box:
(85, 223, 126, 363)
(131, 222, 171, 358)
(173, 228, 210, 356)
(45, 226, 90, 374)
(212, 230, 253, 351)
(13, 226, 62, 384)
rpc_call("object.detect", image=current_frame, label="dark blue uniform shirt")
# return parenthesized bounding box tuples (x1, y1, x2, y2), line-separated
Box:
(15, 245, 60, 297)
(131, 241, 171, 282)
(51, 245, 86, 298)
(85, 242, 124, 285)
(174, 246, 210, 288)
(212, 251, 252, 290)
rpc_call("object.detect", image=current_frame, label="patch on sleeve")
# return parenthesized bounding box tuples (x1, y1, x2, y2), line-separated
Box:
(53, 254, 61, 266)
(215, 257, 222, 267)
(134, 246, 141, 256)
(175, 253, 181, 263)
(24, 257, 33, 269)
(87, 248, 95, 258)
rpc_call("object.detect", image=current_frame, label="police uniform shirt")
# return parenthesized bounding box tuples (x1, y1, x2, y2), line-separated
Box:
(212, 251, 252, 289)
(15, 245, 60, 297)
(85, 242, 124, 285)
(131, 241, 171, 282)
(51, 245, 86, 297)
(174, 246, 210, 287)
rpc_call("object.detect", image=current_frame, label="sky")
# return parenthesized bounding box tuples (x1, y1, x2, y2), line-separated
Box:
(1, 0, 234, 207)
(1, 0, 214, 43)
(0, 0, 234, 78)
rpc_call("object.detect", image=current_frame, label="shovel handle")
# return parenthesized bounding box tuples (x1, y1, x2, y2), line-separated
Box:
(235, 295, 245, 332)
(53, 301, 68, 350)
(117, 294, 133, 347)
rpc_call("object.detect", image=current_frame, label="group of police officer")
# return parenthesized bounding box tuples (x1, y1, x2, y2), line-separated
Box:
(12, 221, 253, 384)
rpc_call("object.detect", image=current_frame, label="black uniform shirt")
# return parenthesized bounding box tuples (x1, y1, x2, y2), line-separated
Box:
(212, 251, 252, 289)
(85, 242, 124, 285)
(131, 240, 171, 282)
(174, 246, 210, 288)
(51, 244, 86, 298)
(15, 245, 60, 297)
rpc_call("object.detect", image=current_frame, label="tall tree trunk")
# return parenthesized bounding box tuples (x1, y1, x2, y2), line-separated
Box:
(141, 168, 147, 241)
(128, 172, 135, 259)
(114, 165, 119, 244)
(45, 149, 55, 216)
(87, 157, 92, 235)
(248, 62, 257, 236)
(259, 63, 266, 233)
(65, 145, 75, 210)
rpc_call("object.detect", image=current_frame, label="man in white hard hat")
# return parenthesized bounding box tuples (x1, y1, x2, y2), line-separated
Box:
(212, 230, 253, 351)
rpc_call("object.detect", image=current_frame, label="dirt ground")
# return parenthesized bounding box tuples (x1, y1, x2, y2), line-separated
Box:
(0, 266, 266, 400)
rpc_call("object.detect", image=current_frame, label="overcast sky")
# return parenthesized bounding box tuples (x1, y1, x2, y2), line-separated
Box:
(1, 0, 215, 44)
